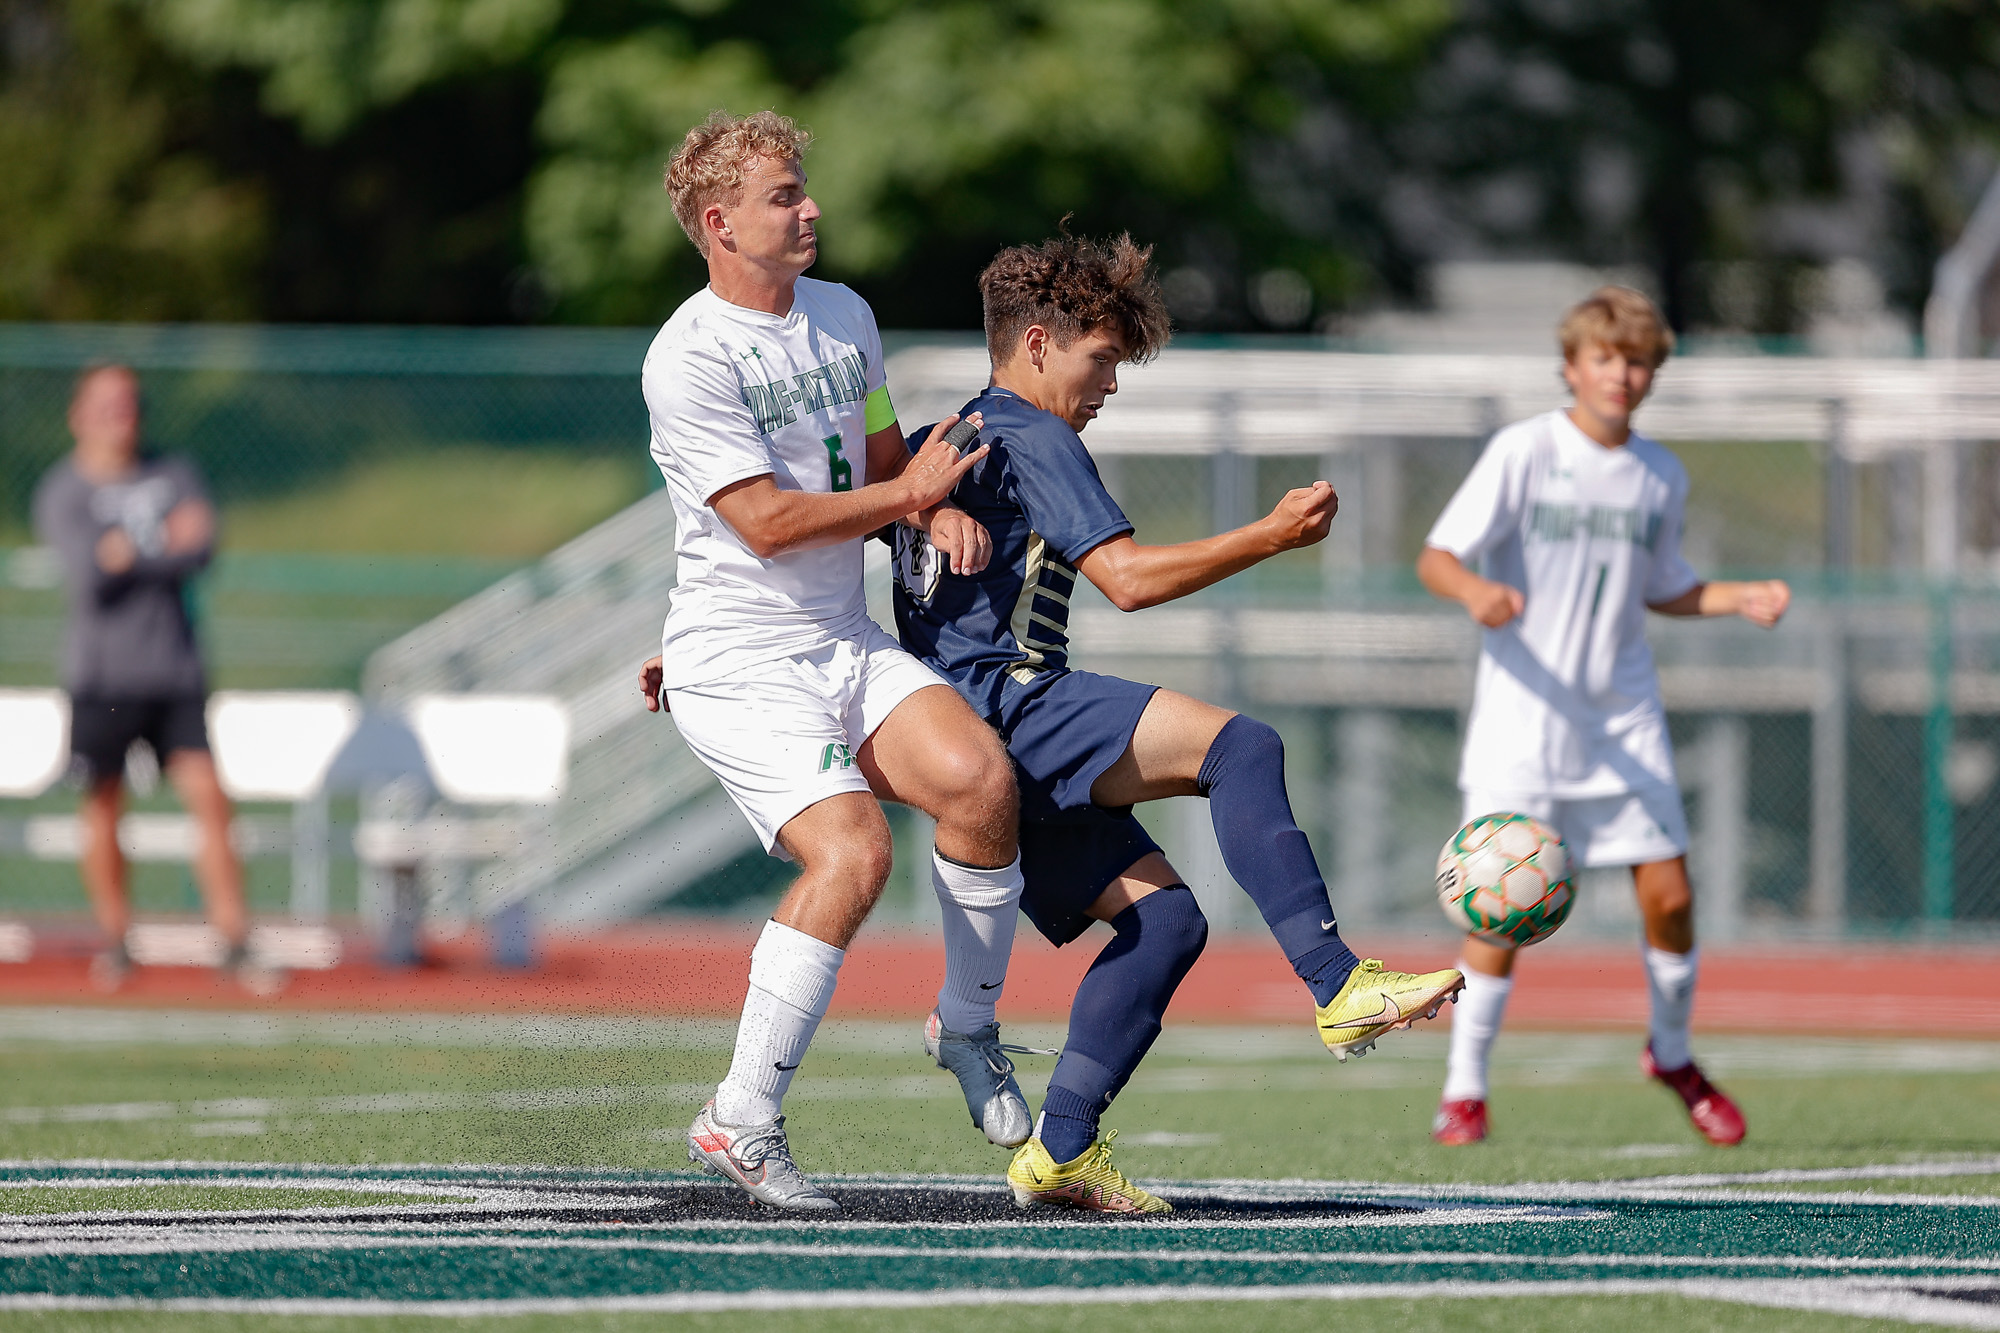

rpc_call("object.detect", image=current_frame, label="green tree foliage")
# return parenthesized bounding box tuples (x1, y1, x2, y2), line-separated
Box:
(1, 0, 1994, 331)
(144, 0, 564, 139)
(128, 0, 1449, 325)
(517, 0, 1453, 323)
(0, 0, 263, 319)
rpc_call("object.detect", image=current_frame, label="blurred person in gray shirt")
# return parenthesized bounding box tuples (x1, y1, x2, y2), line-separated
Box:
(32, 364, 261, 991)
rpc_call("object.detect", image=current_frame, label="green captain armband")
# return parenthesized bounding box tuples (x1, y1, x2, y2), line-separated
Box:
(864, 385, 897, 434)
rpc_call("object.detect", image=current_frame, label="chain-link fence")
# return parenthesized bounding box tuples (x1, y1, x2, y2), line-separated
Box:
(6, 325, 2000, 938)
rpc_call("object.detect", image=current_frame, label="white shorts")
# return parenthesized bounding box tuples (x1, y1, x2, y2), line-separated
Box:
(667, 621, 947, 859)
(1461, 785, 1688, 869)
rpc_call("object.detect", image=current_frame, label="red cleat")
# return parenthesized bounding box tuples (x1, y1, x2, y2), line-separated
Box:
(1641, 1044, 1746, 1146)
(1431, 1098, 1488, 1145)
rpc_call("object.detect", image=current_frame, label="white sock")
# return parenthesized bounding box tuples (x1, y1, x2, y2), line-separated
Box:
(1441, 962, 1513, 1103)
(933, 849, 1024, 1032)
(1644, 945, 1699, 1071)
(713, 919, 844, 1126)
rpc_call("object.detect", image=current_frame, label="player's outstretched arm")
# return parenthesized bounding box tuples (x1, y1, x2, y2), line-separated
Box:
(1648, 579, 1791, 628)
(709, 413, 987, 559)
(1417, 545, 1524, 629)
(1075, 481, 1335, 612)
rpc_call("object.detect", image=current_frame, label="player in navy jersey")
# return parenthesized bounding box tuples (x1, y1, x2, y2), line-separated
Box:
(893, 234, 1464, 1213)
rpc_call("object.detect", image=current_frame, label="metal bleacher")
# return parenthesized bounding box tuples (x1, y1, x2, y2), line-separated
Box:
(360, 487, 758, 926)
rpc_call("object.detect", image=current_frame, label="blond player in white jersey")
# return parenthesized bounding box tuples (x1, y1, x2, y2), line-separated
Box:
(1418, 287, 1790, 1148)
(640, 111, 1026, 1211)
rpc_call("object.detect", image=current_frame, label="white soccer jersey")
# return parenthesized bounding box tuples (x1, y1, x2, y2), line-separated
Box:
(644, 278, 893, 689)
(1426, 408, 1701, 798)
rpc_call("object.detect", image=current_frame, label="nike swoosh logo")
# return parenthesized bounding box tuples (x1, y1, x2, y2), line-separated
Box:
(978, 981, 1002, 990)
(1327, 995, 1401, 1029)
(774, 1061, 799, 1071)
(1321, 919, 1337, 931)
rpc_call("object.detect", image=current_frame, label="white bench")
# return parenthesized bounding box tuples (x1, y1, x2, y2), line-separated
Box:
(0, 688, 570, 966)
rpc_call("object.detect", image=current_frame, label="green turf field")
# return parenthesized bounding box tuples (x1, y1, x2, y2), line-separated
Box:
(0, 1010, 1995, 1330)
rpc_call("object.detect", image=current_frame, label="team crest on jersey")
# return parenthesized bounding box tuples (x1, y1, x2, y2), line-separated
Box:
(891, 527, 941, 604)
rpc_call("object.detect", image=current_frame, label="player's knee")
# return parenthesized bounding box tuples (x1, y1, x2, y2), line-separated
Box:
(1648, 885, 1693, 924)
(1130, 885, 1208, 966)
(1638, 871, 1693, 924)
(814, 826, 895, 896)
(938, 738, 1017, 814)
(1206, 714, 1283, 780)
(1236, 715, 1284, 764)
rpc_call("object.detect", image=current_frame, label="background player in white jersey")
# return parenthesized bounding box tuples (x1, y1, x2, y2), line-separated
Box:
(641, 111, 1023, 1212)
(1418, 287, 1790, 1148)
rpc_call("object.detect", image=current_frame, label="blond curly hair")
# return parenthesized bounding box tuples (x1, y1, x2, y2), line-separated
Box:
(664, 110, 814, 256)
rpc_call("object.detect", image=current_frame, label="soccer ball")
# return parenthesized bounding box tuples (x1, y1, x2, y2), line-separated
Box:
(1435, 812, 1574, 947)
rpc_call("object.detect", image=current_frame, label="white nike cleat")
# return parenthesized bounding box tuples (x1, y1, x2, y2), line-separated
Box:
(923, 1008, 1035, 1148)
(686, 1100, 838, 1212)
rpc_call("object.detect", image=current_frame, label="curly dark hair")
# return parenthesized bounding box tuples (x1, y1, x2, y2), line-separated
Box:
(978, 232, 1171, 366)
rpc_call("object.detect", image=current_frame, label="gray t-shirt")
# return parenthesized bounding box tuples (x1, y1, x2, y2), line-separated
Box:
(32, 454, 215, 698)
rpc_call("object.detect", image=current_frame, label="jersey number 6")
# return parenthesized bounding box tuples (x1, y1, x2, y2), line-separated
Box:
(822, 435, 853, 492)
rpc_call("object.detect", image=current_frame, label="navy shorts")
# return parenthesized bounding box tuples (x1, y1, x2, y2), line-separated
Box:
(68, 694, 209, 785)
(1019, 809, 1164, 946)
(997, 669, 1164, 946)
(996, 669, 1158, 820)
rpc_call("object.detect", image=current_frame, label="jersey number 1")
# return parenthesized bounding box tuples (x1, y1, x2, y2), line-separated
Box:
(823, 435, 853, 492)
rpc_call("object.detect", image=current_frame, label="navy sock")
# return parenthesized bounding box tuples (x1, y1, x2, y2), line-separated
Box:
(1198, 714, 1360, 1006)
(1039, 886, 1208, 1165)
(1036, 1086, 1100, 1166)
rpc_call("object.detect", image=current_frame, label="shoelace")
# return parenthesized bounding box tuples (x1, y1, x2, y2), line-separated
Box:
(730, 1121, 803, 1178)
(1081, 1131, 1142, 1190)
(977, 1041, 1059, 1079)
(953, 1033, 1057, 1083)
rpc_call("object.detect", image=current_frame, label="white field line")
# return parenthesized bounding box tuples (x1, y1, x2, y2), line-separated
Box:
(1615, 1157, 2000, 1188)
(0, 1206, 1609, 1242)
(4, 1008, 2000, 1079)
(0, 1077, 984, 1127)
(0, 1174, 652, 1225)
(0, 1206, 1603, 1252)
(9, 1156, 2000, 1192)
(0, 1156, 723, 1180)
(1158, 1156, 2000, 1203)
(10, 1156, 2000, 1197)
(0, 1042, 1995, 1139)
(2, 1230, 1998, 1274)
(0, 1277, 1997, 1327)
(0, 1174, 484, 1199)
(3, 1160, 1999, 1228)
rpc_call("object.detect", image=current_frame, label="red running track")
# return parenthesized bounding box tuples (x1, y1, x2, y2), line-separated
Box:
(2, 923, 1997, 1036)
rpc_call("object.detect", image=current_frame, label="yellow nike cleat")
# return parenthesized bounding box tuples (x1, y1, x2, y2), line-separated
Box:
(1316, 958, 1465, 1062)
(1006, 1130, 1171, 1215)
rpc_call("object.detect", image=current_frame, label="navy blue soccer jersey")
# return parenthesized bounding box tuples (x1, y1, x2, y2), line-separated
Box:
(891, 387, 1132, 719)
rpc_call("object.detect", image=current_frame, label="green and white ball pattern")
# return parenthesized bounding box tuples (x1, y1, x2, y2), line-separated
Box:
(1435, 812, 1574, 947)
